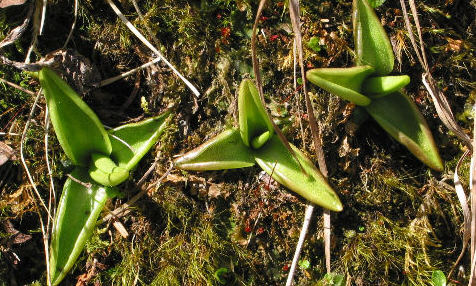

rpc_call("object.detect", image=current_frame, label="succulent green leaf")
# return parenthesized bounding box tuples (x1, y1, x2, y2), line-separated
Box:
(306, 66, 374, 106)
(50, 168, 115, 285)
(39, 67, 111, 166)
(362, 75, 410, 98)
(353, 0, 394, 75)
(174, 128, 255, 171)
(253, 135, 343, 211)
(365, 92, 443, 171)
(88, 153, 129, 186)
(238, 79, 274, 148)
(109, 109, 171, 171)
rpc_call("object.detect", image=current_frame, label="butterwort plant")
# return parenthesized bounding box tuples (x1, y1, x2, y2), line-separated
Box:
(39, 67, 171, 285)
(174, 79, 343, 212)
(306, 0, 443, 171)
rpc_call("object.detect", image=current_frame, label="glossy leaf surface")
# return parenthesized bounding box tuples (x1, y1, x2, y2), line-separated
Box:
(306, 66, 374, 106)
(109, 109, 171, 170)
(174, 128, 255, 171)
(353, 0, 394, 75)
(365, 93, 443, 171)
(50, 168, 114, 285)
(39, 67, 111, 166)
(88, 153, 129, 186)
(253, 135, 343, 212)
(238, 79, 274, 148)
(362, 75, 410, 98)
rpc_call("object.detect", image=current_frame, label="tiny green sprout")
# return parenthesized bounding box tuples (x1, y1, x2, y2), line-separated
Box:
(307, 0, 443, 171)
(39, 67, 171, 285)
(298, 259, 310, 270)
(175, 79, 343, 212)
(213, 267, 235, 285)
(307, 36, 322, 53)
(431, 270, 447, 286)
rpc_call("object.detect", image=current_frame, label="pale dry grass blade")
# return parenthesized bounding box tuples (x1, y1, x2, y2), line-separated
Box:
(286, 204, 314, 286)
(448, 149, 471, 280)
(43, 111, 55, 286)
(286, 0, 333, 284)
(250, 0, 305, 176)
(39, 0, 46, 35)
(400, 1, 473, 282)
(95, 57, 161, 87)
(105, 0, 200, 97)
(25, 0, 42, 63)
(20, 89, 52, 285)
(63, 0, 78, 48)
(0, 77, 36, 96)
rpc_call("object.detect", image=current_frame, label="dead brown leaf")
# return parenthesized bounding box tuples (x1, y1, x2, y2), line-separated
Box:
(0, 0, 27, 8)
(0, 142, 16, 166)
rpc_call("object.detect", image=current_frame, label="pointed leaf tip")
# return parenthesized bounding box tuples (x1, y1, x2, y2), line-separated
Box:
(253, 136, 343, 211)
(353, 0, 394, 75)
(365, 92, 443, 171)
(39, 67, 111, 166)
(174, 128, 255, 171)
(109, 109, 172, 171)
(50, 168, 112, 285)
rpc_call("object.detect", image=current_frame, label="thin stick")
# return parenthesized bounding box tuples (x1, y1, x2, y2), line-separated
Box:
(399, 1, 474, 281)
(471, 109, 476, 285)
(0, 132, 20, 136)
(20, 89, 52, 218)
(20, 89, 52, 286)
(130, 0, 162, 49)
(0, 77, 36, 96)
(44, 110, 55, 286)
(250, 0, 305, 176)
(286, 0, 333, 284)
(62, 0, 78, 48)
(95, 57, 161, 87)
(286, 204, 314, 286)
(39, 0, 47, 35)
(448, 149, 471, 280)
(105, 0, 200, 97)
(25, 1, 42, 64)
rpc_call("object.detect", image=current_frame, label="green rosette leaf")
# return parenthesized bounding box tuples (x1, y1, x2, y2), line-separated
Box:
(253, 135, 343, 212)
(365, 92, 443, 171)
(238, 79, 274, 148)
(39, 67, 111, 166)
(306, 66, 374, 106)
(108, 109, 172, 171)
(353, 0, 394, 75)
(362, 75, 410, 98)
(49, 168, 115, 285)
(174, 128, 255, 171)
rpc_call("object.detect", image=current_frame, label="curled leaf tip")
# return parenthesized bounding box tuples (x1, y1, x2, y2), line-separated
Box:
(306, 66, 374, 106)
(363, 75, 410, 98)
(239, 79, 274, 147)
